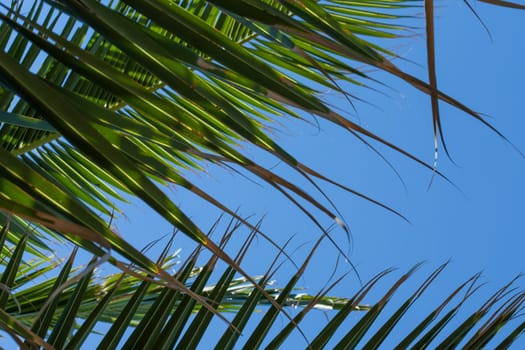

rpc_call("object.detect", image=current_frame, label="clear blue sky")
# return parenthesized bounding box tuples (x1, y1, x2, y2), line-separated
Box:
(102, 3, 525, 349)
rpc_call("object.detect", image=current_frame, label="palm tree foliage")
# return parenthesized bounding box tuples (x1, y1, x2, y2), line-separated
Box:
(0, 0, 523, 348)
(1, 216, 524, 349)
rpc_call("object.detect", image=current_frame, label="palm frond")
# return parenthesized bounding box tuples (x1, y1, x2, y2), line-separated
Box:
(1, 220, 522, 348)
(0, 0, 419, 285)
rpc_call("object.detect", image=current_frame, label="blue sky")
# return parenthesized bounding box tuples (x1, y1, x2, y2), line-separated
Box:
(97, 2, 525, 348)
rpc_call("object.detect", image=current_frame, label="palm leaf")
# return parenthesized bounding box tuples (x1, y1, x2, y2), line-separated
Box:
(0, 0, 412, 235)
(1, 219, 522, 348)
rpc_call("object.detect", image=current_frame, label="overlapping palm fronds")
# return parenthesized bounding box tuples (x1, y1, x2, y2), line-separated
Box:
(0, 0, 523, 348)
(1, 217, 523, 348)
(0, 0, 426, 270)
